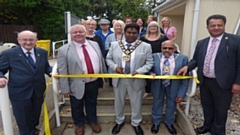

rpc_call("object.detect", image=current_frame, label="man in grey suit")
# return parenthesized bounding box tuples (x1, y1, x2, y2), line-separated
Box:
(57, 24, 106, 135)
(106, 23, 153, 135)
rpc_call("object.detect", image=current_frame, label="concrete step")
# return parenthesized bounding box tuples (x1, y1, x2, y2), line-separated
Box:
(63, 86, 153, 106)
(52, 122, 184, 135)
(60, 104, 155, 123)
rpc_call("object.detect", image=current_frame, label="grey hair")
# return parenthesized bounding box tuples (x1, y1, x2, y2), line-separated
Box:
(17, 30, 37, 38)
(70, 24, 86, 33)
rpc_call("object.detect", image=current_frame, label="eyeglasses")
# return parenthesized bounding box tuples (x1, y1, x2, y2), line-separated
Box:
(162, 47, 174, 50)
(20, 38, 36, 42)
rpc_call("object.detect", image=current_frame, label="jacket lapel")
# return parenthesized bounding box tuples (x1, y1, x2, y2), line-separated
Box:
(69, 42, 83, 70)
(88, 40, 103, 72)
(216, 33, 228, 57)
(202, 37, 210, 59)
(173, 53, 180, 74)
(156, 53, 162, 75)
(35, 48, 41, 73)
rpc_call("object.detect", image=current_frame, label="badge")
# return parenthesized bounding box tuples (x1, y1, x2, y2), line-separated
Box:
(164, 66, 170, 73)
(118, 40, 142, 55)
(123, 55, 131, 61)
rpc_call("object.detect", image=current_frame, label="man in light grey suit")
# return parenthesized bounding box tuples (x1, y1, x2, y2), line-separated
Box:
(106, 23, 153, 135)
(57, 24, 106, 135)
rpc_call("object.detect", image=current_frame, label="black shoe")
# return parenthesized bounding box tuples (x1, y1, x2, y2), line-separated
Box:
(165, 124, 177, 134)
(132, 125, 144, 135)
(195, 126, 210, 134)
(112, 123, 124, 134)
(151, 124, 160, 134)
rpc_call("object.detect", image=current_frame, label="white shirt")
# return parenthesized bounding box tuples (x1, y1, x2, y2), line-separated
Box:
(121, 41, 137, 73)
(160, 55, 175, 75)
(74, 41, 100, 83)
(21, 46, 36, 63)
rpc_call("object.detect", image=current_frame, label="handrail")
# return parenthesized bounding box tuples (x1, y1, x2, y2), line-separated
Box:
(52, 40, 67, 59)
(52, 63, 61, 127)
(0, 86, 14, 135)
(184, 70, 197, 116)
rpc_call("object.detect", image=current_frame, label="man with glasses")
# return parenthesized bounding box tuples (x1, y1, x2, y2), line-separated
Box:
(0, 30, 52, 135)
(150, 40, 188, 134)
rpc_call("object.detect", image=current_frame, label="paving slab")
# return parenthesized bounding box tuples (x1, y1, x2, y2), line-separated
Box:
(61, 122, 184, 135)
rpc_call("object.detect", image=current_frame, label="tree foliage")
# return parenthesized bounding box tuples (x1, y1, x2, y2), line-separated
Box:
(0, 0, 151, 41)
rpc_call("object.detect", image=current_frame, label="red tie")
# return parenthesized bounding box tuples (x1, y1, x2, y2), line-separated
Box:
(82, 44, 94, 74)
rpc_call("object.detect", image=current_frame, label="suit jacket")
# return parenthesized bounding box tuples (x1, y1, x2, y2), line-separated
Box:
(151, 53, 189, 98)
(187, 33, 240, 89)
(106, 40, 153, 90)
(0, 46, 52, 100)
(57, 40, 106, 100)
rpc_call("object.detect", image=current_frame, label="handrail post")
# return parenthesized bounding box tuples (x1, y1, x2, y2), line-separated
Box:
(52, 42, 56, 59)
(184, 70, 197, 116)
(0, 86, 14, 135)
(52, 63, 61, 127)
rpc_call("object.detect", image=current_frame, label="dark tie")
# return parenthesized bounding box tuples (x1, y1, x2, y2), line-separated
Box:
(26, 52, 36, 70)
(162, 57, 170, 87)
(82, 44, 94, 74)
(124, 44, 131, 74)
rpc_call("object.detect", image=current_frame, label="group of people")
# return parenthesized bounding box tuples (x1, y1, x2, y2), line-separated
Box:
(0, 14, 239, 135)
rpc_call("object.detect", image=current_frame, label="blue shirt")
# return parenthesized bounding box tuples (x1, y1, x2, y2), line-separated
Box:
(94, 29, 113, 55)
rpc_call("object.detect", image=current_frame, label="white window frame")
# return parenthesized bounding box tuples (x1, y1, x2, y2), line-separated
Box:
(234, 16, 240, 35)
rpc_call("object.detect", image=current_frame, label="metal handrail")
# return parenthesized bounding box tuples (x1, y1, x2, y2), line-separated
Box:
(52, 40, 67, 59)
(184, 70, 197, 116)
(52, 63, 61, 127)
(0, 86, 14, 135)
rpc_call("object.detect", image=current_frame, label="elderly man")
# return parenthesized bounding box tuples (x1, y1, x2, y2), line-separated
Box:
(106, 23, 153, 135)
(57, 24, 106, 135)
(94, 18, 113, 56)
(0, 30, 52, 135)
(150, 40, 188, 134)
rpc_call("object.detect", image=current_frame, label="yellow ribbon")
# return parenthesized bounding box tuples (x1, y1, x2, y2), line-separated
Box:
(53, 74, 200, 84)
(43, 73, 199, 134)
(44, 78, 52, 135)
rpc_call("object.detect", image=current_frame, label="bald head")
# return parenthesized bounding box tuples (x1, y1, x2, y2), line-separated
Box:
(17, 30, 38, 51)
(70, 24, 87, 43)
(18, 30, 37, 39)
(70, 24, 86, 33)
(161, 40, 176, 57)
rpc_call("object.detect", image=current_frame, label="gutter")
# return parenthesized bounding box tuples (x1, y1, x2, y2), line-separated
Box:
(152, 0, 177, 12)
(190, 0, 200, 57)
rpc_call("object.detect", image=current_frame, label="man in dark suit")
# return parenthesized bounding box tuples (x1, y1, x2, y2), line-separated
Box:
(0, 30, 52, 135)
(177, 14, 240, 135)
(150, 40, 189, 135)
(57, 24, 106, 135)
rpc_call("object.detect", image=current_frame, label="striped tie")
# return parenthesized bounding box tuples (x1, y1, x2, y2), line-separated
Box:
(26, 52, 36, 70)
(162, 57, 170, 87)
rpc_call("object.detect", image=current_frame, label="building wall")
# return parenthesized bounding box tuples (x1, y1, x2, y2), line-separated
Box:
(182, 0, 240, 57)
(159, 15, 184, 50)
